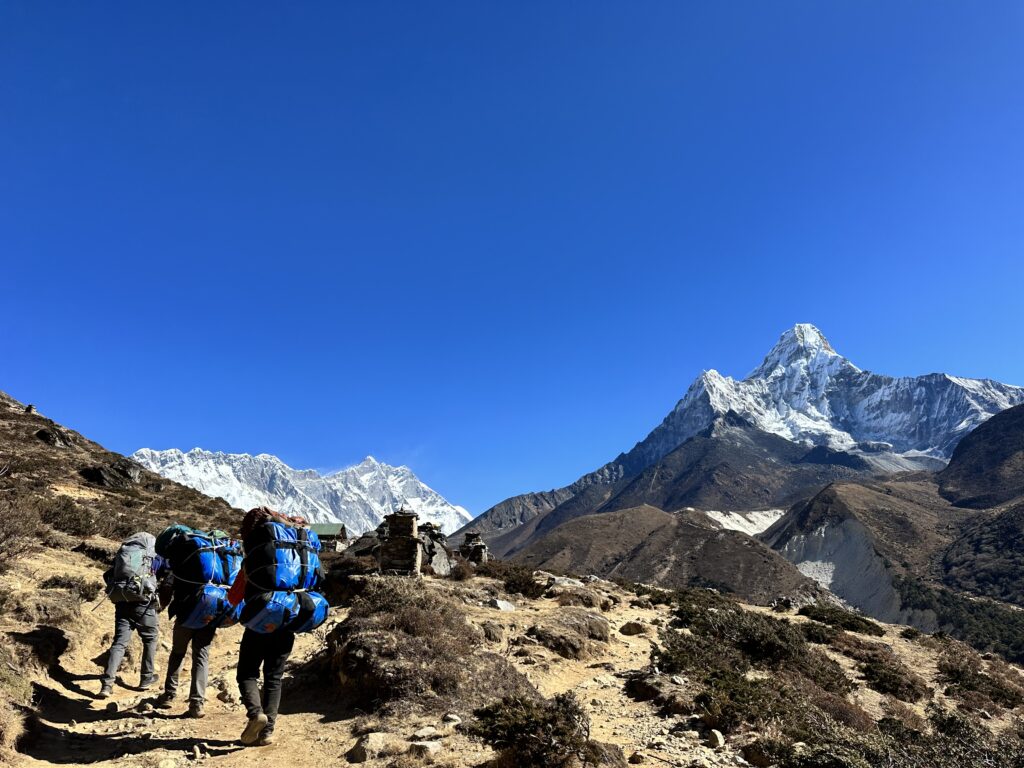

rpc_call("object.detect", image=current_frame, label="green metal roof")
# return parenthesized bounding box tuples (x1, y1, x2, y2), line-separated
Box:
(310, 523, 347, 536)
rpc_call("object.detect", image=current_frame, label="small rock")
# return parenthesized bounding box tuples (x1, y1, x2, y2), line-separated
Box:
(441, 713, 461, 726)
(158, 760, 178, 768)
(705, 729, 725, 749)
(413, 726, 440, 740)
(105, 702, 119, 713)
(628, 752, 647, 764)
(217, 688, 238, 705)
(347, 732, 403, 763)
(480, 621, 504, 642)
(137, 701, 153, 713)
(619, 621, 649, 636)
(408, 741, 442, 758)
(486, 598, 516, 612)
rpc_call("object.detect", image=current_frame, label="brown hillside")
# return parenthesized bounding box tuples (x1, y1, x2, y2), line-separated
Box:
(0, 389, 238, 536)
(514, 505, 824, 605)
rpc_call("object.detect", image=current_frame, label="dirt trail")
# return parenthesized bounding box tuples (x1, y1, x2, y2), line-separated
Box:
(7, 546, 736, 768)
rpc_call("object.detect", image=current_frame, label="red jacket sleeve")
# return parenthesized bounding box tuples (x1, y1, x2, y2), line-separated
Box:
(227, 569, 246, 606)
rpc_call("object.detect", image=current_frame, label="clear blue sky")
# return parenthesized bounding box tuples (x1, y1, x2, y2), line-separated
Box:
(2, 3, 1022, 513)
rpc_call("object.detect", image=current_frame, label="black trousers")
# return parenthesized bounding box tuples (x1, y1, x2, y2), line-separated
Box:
(236, 628, 295, 733)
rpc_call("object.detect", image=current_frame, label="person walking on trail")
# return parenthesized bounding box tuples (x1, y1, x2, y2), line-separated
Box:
(152, 573, 217, 718)
(152, 526, 244, 719)
(98, 532, 169, 698)
(229, 507, 330, 747)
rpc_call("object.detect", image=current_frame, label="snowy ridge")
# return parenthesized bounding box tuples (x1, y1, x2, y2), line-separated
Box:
(615, 324, 1024, 474)
(131, 448, 471, 535)
(704, 509, 786, 536)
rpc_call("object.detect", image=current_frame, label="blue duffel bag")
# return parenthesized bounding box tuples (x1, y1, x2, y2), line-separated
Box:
(290, 591, 330, 634)
(180, 584, 243, 630)
(240, 590, 301, 634)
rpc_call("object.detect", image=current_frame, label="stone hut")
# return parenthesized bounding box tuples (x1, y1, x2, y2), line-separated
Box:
(379, 510, 422, 575)
(459, 531, 490, 565)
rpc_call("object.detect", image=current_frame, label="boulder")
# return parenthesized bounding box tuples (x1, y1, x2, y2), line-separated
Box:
(705, 729, 725, 749)
(346, 732, 404, 763)
(486, 598, 516, 612)
(619, 621, 649, 636)
(408, 741, 442, 758)
(526, 609, 610, 660)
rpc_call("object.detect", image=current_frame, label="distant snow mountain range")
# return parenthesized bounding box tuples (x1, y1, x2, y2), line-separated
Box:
(131, 449, 471, 535)
(607, 323, 1024, 480)
(461, 323, 1024, 542)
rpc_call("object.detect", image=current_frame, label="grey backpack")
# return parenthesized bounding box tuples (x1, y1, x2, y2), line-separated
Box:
(106, 532, 158, 604)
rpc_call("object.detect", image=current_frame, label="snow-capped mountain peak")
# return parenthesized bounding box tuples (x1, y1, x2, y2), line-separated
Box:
(750, 323, 855, 379)
(131, 448, 471, 535)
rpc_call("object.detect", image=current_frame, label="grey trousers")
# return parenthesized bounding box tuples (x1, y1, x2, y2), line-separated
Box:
(101, 604, 159, 687)
(163, 623, 217, 704)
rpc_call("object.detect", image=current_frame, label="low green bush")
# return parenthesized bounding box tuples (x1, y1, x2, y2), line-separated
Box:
(797, 603, 885, 637)
(469, 692, 619, 768)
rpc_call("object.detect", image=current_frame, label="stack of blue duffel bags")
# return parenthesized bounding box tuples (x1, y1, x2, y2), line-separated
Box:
(156, 513, 330, 635)
(239, 516, 330, 634)
(156, 526, 244, 629)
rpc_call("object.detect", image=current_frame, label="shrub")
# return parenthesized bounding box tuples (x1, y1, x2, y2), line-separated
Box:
(860, 658, 929, 702)
(797, 603, 885, 637)
(937, 643, 1024, 711)
(41, 574, 103, 602)
(668, 593, 853, 695)
(831, 632, 929, 702)
(469, 692, 612, 768)
(501, 563, 546, 599)
(694, 671, 795, 733)
(450, 558, 474, 582)
(43, 496, 104, 537)
(802, 621, 839, 645)
(0, 497, 40, 574)
(329, 577, 532, 713)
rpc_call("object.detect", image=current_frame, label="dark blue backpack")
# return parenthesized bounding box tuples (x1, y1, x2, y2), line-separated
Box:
(240, 521, 329, 634)
(160, 526, 244, 630)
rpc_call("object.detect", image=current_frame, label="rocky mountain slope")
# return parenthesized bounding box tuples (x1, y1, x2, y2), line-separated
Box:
(459, 324, 1023, 543)
(483, 413, 879, 559)
(133, 448, 471, 534)
(937, 402, 1024, 508)
(762, 403, 1024, 662)
(0, 389, 236, 536)
(513, 504, 825, 605)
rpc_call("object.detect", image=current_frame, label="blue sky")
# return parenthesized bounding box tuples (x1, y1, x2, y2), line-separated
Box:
(2, 2, 1022, 513)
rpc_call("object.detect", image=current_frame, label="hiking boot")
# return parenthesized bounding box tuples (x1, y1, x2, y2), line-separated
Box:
(138, 676, 158, 691)
(98, 683, 113, 699)
(187, 702, 205, 719)
(153, 692, 175, 709)
(256, 730, 274, 747)
(240, 713, 268, 745)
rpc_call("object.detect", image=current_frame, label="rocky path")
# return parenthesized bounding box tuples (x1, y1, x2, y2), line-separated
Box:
(8, 547, 745, 767)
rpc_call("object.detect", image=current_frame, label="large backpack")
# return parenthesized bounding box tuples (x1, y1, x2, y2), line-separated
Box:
(106, 532, 158, 604)
(157, 526, 244, 630)
(239, 516, 329, 635)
